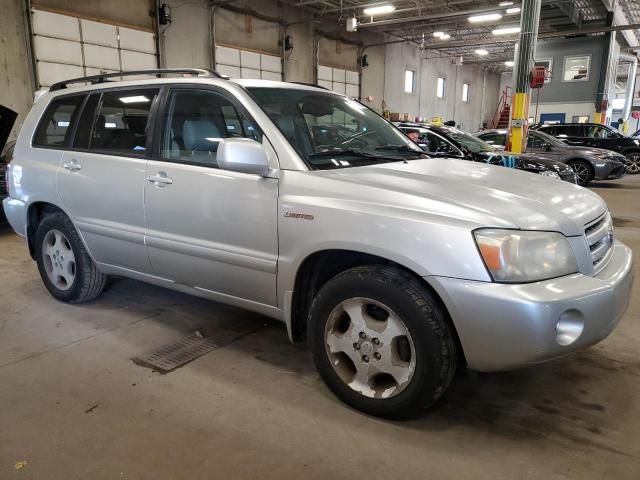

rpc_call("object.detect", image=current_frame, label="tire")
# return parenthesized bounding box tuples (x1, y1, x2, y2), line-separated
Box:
(624, 151, 640, 175)
(35, 212, 107, 303)
(566, 160, 594, 186)
(308, 265, 457, 419)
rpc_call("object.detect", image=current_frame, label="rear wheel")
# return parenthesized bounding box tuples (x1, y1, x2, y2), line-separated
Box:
(35, 212, 107, 303)
(567, 160, 594, 186)
(308, 265, 456, 419)
(624, 151, 640, 174)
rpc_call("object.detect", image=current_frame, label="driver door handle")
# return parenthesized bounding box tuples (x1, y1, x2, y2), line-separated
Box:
(146, 172, 173, 186)
(63, 160, 82, 171)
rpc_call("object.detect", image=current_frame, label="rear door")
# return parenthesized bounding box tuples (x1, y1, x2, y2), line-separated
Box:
(57, 87, 160, 273)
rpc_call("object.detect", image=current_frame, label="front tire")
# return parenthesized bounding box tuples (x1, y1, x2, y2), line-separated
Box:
(308, 265, 456, 419)
(35, 212, 107, 303)
(566, 160, 594, 186)
(624, 151, 640, 175)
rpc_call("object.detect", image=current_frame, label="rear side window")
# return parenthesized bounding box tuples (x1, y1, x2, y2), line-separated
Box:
(33, 95, 85, 148)
(90, 89, 159, 155)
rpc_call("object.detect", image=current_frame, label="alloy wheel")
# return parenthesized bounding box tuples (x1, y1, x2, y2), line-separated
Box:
(324, 297, 416, 399)
(625, 153, 640, 174)
(42, 229, 76, 291)
(569, 162, 591, 185)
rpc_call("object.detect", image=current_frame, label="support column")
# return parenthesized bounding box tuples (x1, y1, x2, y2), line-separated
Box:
(509, 0, 542, 154)
(594, 12, 615, 125)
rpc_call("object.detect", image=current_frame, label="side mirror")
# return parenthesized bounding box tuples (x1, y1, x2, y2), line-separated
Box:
(217, 138, 271, 176)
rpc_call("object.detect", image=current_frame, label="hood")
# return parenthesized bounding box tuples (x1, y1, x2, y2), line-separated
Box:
(316, 158, 605, 236)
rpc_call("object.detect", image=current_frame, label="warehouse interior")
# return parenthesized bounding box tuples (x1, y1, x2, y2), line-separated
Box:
(1, 0, 640, 478)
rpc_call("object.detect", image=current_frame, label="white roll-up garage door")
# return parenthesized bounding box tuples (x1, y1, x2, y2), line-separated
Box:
(31, 8, 158, 88)
(318, 65, 359, 98)
(215, 44, 282, 81)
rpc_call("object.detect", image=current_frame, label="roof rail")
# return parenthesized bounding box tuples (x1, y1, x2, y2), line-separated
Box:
(290, 82, 330, 90)
(49, 68, 228, 92)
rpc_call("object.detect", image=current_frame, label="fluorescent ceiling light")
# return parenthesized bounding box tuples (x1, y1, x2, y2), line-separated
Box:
(504, 61, 514, 67)
(493, 26, 521, 35)
(433, 31, 445, 37)
(469, 13, 502, 23)
(363, 4, 396, 15)
(498, 1, 514, 5)
(439, 33, 451, 40)
(119, 95, 150, 104)
(506, 7, 521, 13)
(475, 49, 489, 56)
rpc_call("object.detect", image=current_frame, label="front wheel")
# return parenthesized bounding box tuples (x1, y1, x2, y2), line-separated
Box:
(35, 212, 107, 303)
(567, 160, 594, 186)
(308, 265, 457, 419)
(624, 151, 640, 174)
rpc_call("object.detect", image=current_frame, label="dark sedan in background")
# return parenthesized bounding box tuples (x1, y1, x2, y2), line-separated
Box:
(475, 128, 626, 186)
(531, 122, 640, 175)
(396, 123, 578, 184)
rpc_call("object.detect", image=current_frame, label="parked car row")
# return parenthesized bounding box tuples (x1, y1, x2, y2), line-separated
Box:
(1, 70, 634, 418)
(395, 122, 579, 184)
(475, 128, 626, 186)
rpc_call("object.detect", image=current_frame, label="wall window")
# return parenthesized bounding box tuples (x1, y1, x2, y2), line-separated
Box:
(404, 70, 415, 93)
(572, 115, 589, 123)
(534, 58, 553, 83)
(563, 55, 590, 82)
(33, 95, 85, 148)
(437, 77, 446, 98)
(462, 83, 470, 102)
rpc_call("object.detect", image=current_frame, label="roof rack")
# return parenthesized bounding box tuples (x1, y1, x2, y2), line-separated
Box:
(290, 82, 330, 90)
(49, 68, 228, 92)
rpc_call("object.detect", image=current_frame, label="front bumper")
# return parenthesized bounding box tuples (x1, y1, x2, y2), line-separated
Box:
(594, 161, 626, 180)
(428, 240, 634, 372)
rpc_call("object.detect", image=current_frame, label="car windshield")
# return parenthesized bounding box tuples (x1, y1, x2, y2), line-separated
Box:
(444, 127, 495, 153)
(532, 130, 567, 148)
(247, 87, 426, 170)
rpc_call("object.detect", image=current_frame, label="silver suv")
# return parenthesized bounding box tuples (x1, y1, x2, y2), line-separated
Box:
(2, 69, 634, 418)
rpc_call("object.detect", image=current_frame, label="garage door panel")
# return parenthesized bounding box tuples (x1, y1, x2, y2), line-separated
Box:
(332, 69, 346, 83)
(261, 70, 281, 81)
(261, 54, 282, 73)
(217, 64, 241, 78)
(121, 51, 156, 70)
(346, 70, 359, 85)
(118, 27, 155, 54)
(346, 84, 359, 98)
(33, 36, 82, 65)
(32, 10, 80, 42)
(241, 68, 261, 79)
(318, 79, 332, 90)
(37, 62, 84, 87)
(80, 19, 118, 47)
(84, 44, 120, 70)
(240, 50, 261, 70)
(318, 65, 332, 81)
(216, 46, 241, 67)
(333, 82, 346, 94)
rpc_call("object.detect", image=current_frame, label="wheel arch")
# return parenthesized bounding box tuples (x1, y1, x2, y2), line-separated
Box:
(288, 248, 466, 365)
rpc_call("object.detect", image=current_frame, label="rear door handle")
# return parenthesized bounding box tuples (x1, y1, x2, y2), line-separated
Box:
(63, 160, 82, 171)
(146, 173, 173, 185)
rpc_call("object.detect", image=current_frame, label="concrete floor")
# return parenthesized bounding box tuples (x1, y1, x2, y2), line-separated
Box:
(1, 177, 640, 480)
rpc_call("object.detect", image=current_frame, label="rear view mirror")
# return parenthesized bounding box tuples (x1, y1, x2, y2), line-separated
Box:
(217, 138, 271, 176)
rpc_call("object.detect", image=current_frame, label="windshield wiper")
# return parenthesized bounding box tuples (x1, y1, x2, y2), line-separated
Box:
(309, 149, 398, 159)
(375, 145, 422, 153)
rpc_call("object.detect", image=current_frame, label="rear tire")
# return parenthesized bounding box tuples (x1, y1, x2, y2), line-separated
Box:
(624, 151, 640, 175)
(35, 212, 107, 303)
(308, 265, 456, 419)
(567, 160, 594, 186)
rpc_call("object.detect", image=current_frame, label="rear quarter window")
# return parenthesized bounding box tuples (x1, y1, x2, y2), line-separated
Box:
(33, 95, 85, 148)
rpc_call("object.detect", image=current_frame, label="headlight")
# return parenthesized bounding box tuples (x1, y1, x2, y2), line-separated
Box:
(474, 229, 578, 283)
(538, 170, 561, 179)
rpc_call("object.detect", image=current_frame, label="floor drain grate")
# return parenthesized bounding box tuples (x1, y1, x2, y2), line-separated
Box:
(133, 331, 249, 373)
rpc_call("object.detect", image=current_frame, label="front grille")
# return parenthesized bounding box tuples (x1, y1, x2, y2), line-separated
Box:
(560, 170, 578, 184)
(585, 212, 614, 272)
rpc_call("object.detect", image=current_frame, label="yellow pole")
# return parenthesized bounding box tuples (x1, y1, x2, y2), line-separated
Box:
(510, 92, 529, 154)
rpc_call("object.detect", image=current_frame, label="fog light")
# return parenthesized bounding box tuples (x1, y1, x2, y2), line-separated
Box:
(555, 310, 584, 346)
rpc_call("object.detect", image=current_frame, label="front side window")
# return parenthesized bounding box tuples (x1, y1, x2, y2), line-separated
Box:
(90, 89, 159, 155)
(444, 127, 494, 153)
(483, 133, 506, 147)
(248, 87, 424, 170)
(161, 89, 262, 167)
(586, 125, 618, 139)
(33, 95, 85, 148)
(420, 130, 460, 156)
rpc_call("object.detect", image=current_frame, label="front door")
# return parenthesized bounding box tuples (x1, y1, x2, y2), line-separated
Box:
(58, 88, 160, 273)
(144, 87, 278, 306)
